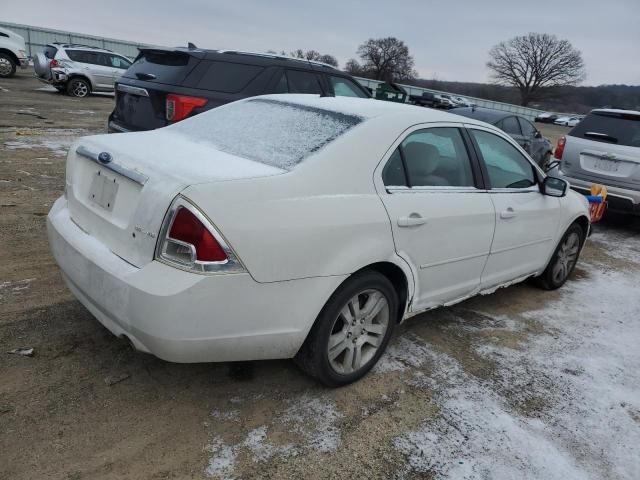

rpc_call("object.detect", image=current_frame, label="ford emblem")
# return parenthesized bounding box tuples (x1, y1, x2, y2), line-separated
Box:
(98, 152, 112, 164)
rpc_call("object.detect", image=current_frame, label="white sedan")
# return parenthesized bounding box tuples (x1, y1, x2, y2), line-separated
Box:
(554, 115, 581, 127)
(47, 95, 590, 386)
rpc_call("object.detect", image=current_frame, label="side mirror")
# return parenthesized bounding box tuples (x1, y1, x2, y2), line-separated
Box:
(544, 160, 560, 172)
(534, 131, 542, 139)
(542, 176, 568, 197)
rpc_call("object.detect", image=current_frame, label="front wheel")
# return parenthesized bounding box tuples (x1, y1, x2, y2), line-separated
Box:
(67, 78, 91, 97)
(536, 223, 584, 290)
(0, 53, 16, 78)
(295, 271, 398, 386)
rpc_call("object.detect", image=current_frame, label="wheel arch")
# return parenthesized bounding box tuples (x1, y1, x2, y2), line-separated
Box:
(572, 215, 590, 239)
(0, 48, 19, 64)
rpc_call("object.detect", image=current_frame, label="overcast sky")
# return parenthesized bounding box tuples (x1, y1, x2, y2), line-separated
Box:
(4, 0, 639, 85)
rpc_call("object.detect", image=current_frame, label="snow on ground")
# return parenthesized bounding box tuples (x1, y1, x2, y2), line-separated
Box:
(4, 129, 87, 157)
(392, 260, 640, 479)
(204, 393, 342, 479)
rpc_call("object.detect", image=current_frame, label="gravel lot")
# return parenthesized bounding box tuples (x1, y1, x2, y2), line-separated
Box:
(1, 70, 639, 480)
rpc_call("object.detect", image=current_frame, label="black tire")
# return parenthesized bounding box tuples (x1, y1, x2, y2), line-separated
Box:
(0, 53, 17, 78)
(66, 78, 91, 97)
(536, 223, 585, 290)
(295, 271, 398, 387)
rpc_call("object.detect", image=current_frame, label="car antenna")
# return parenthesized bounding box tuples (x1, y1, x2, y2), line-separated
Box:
(187, 42, 197, 50)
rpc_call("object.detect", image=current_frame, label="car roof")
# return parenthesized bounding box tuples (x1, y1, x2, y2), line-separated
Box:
(254, 94, 493, 127)
(139, 47, 342, 73)
(48, 43, 114, 53)
(447, 106, 516, 124)
(591, 108, 640, 116)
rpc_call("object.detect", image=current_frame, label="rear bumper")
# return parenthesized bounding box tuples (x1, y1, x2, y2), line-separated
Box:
(37, 69, 68, 85)
(18, 57, 29, 69)
(556, 169, 640, 215)
(47, 197, 344, 362)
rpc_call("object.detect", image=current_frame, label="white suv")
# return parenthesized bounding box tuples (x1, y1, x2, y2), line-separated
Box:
(553, 109, 640, 215)
(0, 26, 29, 77)
(34, 43, 132, 97)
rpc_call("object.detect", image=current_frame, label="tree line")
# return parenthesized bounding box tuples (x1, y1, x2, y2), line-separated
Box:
(279, 34, 639, 111)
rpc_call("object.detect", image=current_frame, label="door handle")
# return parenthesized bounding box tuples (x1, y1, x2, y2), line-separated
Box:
(500, 208, 517, 219)
(398, 213, 426, 227)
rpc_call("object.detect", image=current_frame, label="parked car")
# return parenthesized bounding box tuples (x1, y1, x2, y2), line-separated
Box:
(33, 43, 132, 97)
(452, 96, 474, 107)
(108, 48, 370, 133)
(552, 109, 640, 215)
(554, 116, 581, 127)
(48, 95, 589, 386)
(450, 107, 553, 167)
(0, 26, 29, 78)
(409, 91, 440, 108)
(535, 112, 559, 124)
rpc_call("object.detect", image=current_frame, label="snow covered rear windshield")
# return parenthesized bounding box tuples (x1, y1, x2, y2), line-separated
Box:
(170, 99, 364, 170)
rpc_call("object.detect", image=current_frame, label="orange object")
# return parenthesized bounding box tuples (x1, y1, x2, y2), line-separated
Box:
(588, 184, 608, 223)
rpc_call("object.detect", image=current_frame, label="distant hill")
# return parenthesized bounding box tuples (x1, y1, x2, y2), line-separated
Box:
(400, 78, 640, 114)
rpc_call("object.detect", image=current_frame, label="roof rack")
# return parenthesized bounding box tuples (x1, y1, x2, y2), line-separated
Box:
(50, 42, 112, 52)
(218, 50, 338, 70)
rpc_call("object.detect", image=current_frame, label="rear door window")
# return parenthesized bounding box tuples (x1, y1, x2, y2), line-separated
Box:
(196, 61, 264, 93)
(518, 117, 537, 137)
(569, 111, 640, 147)
(501, 116, 522, 135)
(66, 50, 88, 63)
(273, 72, 288, 93)
(286, 70, 322, 94)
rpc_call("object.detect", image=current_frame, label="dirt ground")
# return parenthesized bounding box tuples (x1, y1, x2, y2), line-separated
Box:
(1, 70, 639, 480)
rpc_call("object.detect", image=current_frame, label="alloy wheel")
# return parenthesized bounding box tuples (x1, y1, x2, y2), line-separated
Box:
(552, 232, 580, 284)
(327, 289, 389, 374)
(71, 81, 89, 97)
(0, 57, 12, 76)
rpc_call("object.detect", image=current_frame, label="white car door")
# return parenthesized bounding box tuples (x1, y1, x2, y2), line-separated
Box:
(467, 127, 562, 288)
(376, 125, 496, 311)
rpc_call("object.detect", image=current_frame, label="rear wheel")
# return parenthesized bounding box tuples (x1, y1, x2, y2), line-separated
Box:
(67, 78, 90, 97)
(536, 223, 584, 290)
(0, 53, 16, 78)
(295, 271, 398, 386)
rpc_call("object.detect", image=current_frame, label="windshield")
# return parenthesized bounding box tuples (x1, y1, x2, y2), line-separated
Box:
(170, 98, 364, 170)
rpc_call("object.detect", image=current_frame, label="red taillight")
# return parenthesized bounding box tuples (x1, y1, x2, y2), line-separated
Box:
(169, 207, 226, 262)
(554, 136, 566, 160)
(165, 94, 208, 122)
(50, 59, 59, 68)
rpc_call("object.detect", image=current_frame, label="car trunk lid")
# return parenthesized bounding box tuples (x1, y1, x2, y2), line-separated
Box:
(65, 130, 284, 268)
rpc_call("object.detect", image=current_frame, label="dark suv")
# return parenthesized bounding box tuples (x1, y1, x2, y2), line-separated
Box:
(108, 48, 371, 132)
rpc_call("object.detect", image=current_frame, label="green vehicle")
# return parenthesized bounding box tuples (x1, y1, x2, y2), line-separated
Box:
(374, 82, 408, 103)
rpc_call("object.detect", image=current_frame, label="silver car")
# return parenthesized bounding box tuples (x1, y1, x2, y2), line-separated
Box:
(553, 109, 640, 215)
(34, 43, 132, 97)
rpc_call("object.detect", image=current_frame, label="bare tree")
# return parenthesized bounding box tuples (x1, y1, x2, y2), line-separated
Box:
(344, 58, 363, 76)
(356, 37, 418, 82)
(289, 49, 338, 67)
(487, 33, 586, 106)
